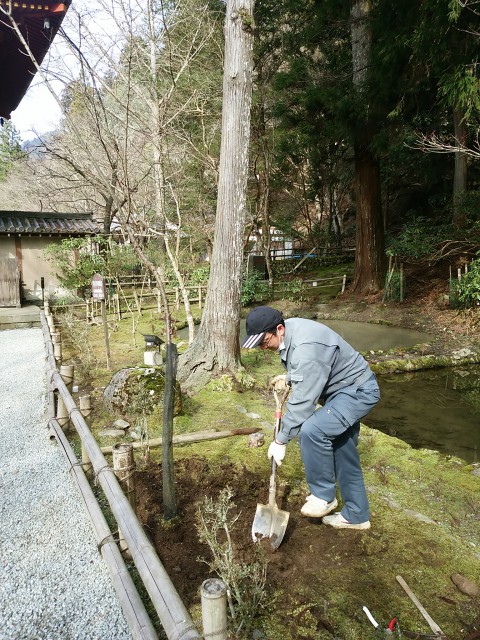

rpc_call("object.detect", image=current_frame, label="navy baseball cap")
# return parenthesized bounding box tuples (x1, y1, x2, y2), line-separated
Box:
(241, 306, 284, 348)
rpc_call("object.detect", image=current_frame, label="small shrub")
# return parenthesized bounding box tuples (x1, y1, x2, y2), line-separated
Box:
(190, 265, 210, 285)
(455, 256, 480, 308)
(196, 486, 268, 637)
(58, 309, 99, 383)
(241, 271, 268, 306)
(386, 217, 453, 260)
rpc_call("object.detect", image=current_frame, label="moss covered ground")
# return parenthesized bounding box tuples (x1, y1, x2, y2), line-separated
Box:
(54, 280, 480, 639)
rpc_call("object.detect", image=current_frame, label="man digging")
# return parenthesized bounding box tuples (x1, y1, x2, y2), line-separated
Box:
(242, 306, 380, 530)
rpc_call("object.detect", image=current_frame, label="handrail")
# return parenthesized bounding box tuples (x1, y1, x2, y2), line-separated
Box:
(40, 311, 201, 640)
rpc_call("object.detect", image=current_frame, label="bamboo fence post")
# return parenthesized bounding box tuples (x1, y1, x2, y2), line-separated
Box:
(341, 274, 346, 294)
(115, 293, 122, 321)
(400, 263, 404, 302)
(175, 288, 180, 311)
(54, 341, 62, 363)
(57, 365, 74, 431)
(383, 255, 393, 303)
(201, 578, 228, 640)
(56, 388, 69, 430)
(60, 364, 74, 393)
(458, 268, 462, 282)
(198, 286, 202, 309)
(51, 331, 62, 364)
(113, 443, 136, 556)
(80, 395, 93, 479)
(47, 314, 55, 333)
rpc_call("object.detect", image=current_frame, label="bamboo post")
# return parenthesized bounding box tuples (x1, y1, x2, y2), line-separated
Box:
(60, 364, 74, 393)
(113, 443, 136, 557)
(383, 255, 393, 303)
(198, 286, 202, 309)
(47, 314, 55, 333)
(399, 263, 404, 302)
(458, 268, 462, 282)
(53, 341, 62, 364)
(79, 395, 93, 479)
(341, 274, 346, 294)
(56, 389, 69, 430)
(115, 293, 122, 321)
(57, 364, 74, 431)
(201, 579, 228, 640)
(113, 443, 136, 512)
(175, 288, 180, 311)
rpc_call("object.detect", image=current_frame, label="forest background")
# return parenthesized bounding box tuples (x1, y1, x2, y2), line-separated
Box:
(0, 0, 479, 387)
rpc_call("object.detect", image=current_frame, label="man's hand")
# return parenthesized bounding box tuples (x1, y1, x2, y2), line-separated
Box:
(270, 374, 288, 393)
(268, 440, 286, 466)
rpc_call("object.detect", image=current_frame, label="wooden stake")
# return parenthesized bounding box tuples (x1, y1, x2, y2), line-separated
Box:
(101, 299, 111, 370)
(396, 575, 444, 636)
(341, 274, 346, 294)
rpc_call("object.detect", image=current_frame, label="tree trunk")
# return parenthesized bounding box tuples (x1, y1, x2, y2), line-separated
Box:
(177, 0, 255, 394)
(352, 137, 385, 293)
(453, 107, 468, 228)
(351, 0, 385, 294)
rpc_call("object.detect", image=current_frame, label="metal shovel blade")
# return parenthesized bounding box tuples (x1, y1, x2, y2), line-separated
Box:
(252, 501, 290, 551)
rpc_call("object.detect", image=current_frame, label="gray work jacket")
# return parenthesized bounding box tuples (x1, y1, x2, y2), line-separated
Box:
(276, 318, 373, 443)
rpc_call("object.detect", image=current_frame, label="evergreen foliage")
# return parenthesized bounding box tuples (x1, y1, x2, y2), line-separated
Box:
(0, 121, 23, 181)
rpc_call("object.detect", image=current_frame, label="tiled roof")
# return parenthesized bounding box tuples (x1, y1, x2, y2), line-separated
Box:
(0, 212, 102, 236)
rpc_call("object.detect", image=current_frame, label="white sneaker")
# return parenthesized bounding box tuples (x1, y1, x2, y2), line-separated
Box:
(300, 495, 338, 518)
(322, 512, 371, 530)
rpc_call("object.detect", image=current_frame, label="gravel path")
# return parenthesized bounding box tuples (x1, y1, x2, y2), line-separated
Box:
(0, 328, 133, 640)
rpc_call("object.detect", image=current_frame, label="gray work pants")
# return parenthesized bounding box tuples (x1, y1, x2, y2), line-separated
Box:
(299, 376, 380, 524)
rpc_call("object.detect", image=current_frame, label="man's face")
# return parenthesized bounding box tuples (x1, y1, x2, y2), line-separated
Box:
(259, 324, 284, 351)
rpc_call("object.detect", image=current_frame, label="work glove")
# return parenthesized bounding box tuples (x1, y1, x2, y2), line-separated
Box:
(270, 374, 289, 394)
(268, 440, 286, 466)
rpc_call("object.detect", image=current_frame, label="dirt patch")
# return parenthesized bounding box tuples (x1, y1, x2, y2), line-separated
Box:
(135, 457, 368, 632)
(135, 455, 480, 639)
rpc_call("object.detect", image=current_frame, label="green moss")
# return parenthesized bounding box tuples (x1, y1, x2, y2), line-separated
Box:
(58, 301, 480, 640)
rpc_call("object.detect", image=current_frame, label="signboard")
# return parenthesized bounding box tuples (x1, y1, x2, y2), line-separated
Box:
(92, 273, 106, 300)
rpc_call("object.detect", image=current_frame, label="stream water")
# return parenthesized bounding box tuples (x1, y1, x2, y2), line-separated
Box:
(178, 319, 479, 462)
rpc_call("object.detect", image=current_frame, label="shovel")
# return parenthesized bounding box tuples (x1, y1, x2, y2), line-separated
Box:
(252, 388, 290, 551)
